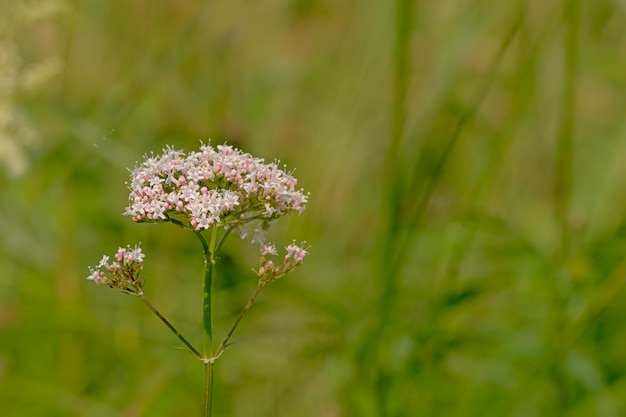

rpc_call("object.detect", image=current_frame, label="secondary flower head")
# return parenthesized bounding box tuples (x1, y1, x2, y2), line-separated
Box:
(87, 243, 145, 292)
(255, 240, 309, 287)
(123, 143, 309, 232)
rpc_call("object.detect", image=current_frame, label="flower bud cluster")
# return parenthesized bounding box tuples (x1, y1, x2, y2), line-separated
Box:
(255, 241, 309, 287)
(123, 143, 308, 231)
(87, 244, 145, 292)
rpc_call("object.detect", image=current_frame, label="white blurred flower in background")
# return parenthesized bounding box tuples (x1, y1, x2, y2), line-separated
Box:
(0, 0, 64, 177)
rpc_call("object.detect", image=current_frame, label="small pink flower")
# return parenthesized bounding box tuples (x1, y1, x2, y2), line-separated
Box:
(285, 241, 308, 264)
(261, 243, 278, 257)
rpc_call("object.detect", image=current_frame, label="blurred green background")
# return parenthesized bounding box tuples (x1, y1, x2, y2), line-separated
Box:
(2, 0, 626, 415)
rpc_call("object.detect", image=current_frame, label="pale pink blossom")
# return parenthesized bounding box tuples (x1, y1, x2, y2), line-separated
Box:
(87, 244, 145, 291)
(255, 240, 309, 286)
(124, 143, 309, 232)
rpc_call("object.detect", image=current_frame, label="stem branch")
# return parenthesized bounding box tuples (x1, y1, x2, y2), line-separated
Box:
(137, 292, 202, 360)
(213, 284, 264, 359)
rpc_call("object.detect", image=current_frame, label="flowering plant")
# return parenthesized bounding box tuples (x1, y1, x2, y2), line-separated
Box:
(87, 143, 309, 416)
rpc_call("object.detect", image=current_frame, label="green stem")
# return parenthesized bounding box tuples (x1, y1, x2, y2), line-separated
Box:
(196, 228, 218, 355)
(215, 226, 233, 253)
(202, 274, 264, 417)
(549, 0, 579, 413)
(196, 227, 219, 417)
(204, 362, 214, 417)
(555, 0, 578, 255)
(136, 292, 202, 360)
(213, 284, 264, 359)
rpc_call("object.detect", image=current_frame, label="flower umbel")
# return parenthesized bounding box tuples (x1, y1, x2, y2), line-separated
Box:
(87, 244, 145, 293)
(123, 143, 309, 231)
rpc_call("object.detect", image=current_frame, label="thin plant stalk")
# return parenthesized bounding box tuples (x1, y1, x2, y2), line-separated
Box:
(367, 0, 413, 414)
(549, 0, 579, 412)
(197, 227, 219, 417)
(204, 362, 214, 417)
(204, 282, 264, 416)
(135, 291, 203, 360)
(214, 284, 264, 358)
(197, 228, 217, 353)
(130, 284, 212, 415)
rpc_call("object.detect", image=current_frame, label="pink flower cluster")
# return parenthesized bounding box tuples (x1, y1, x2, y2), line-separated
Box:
(256, 241, 309, 286)
(123, 144, 308, 231)
(87, 244, 145, 291)
(285, 241, 308, 264)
